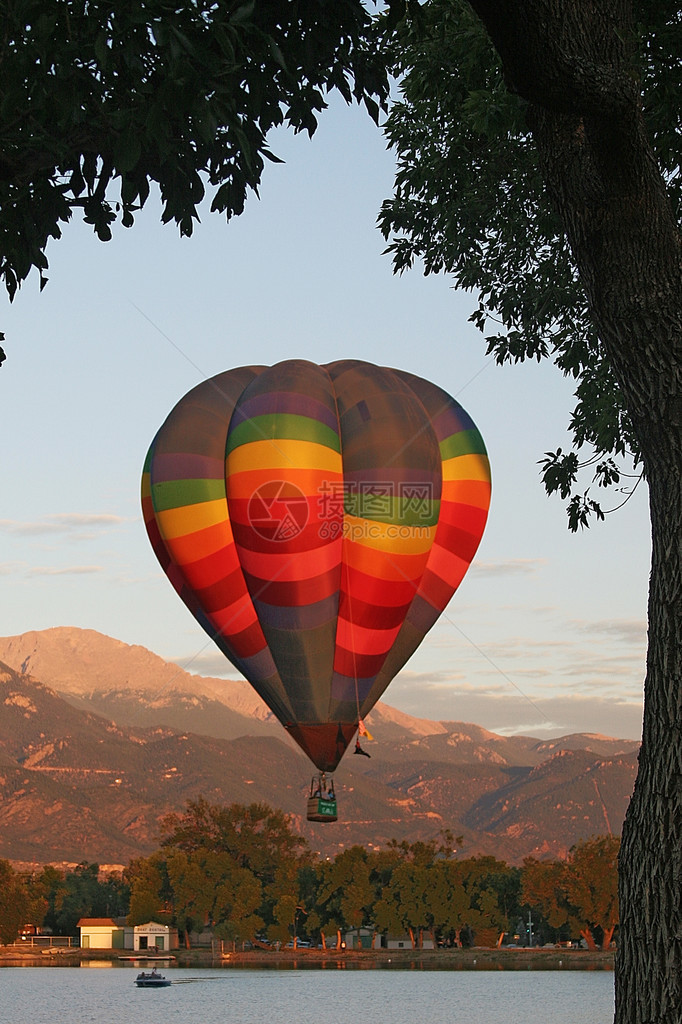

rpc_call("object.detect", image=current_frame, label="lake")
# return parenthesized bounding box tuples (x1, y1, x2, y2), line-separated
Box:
(0, 963, 614, 1024)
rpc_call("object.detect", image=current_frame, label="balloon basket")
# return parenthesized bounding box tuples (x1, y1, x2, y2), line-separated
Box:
(307, 774, 337, 822)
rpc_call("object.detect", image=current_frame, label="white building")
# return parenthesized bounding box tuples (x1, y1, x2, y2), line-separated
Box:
(78, 917, 131, 949)
(133, 921, 179, 952)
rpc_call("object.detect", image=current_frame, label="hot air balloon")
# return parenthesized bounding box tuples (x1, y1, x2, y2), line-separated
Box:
(141, 359, 491, 821)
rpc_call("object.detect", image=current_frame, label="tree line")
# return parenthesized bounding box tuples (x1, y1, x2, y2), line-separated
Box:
(0, 799, 618, 951)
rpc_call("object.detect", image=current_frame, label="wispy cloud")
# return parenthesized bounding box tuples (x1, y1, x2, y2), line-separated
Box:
(27, 565, 103, 576)
(0, 561, 25, 575)
(170, 650, 243, 680)
(473, 558, 548, 576)
(0, 513, 132, 537)
(389, 685, 643, 740)
(578, 618, 647, 645)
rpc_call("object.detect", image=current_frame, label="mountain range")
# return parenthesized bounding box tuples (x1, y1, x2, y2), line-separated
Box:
(0, 627, 639, 870)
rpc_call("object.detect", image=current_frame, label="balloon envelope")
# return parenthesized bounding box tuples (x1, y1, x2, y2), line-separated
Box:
(142, 359, 491, 771)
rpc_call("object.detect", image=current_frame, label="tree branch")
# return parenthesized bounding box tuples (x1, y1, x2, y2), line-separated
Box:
(468, 0, 638, 121)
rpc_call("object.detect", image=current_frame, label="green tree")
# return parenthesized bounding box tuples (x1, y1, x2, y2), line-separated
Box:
(521, 858, 572, 937)
(565, 836, 620, 951)
(36, 862, 127, 935)
(429, 857, 511, 947)
(126, 853, 173, 928)
(160, 798, 308, 945)
(210, 853, 263, 948)
(371, 837, 454, 948)
(522, 837, 620, 950)
(378, 3, 681, 1018)
(166, 848, 214, 947)
(316, 846, 374, 947)
(0, 0, 389, 365)
(165, 846, 264, 948)
(0, 860, 29, 945)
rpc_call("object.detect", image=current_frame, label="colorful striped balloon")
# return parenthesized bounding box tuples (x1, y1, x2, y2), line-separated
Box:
(142, 359, 491, 772)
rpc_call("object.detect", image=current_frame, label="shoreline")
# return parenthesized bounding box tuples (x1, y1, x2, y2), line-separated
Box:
(0, 946, 614, 970)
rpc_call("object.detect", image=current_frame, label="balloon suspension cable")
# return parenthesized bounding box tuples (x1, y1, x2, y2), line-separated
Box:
(310, 771, 335, 799)
(345, 562, 370, 758)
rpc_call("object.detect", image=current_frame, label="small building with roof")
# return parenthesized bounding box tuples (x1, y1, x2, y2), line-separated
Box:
(133, 921, 179, 952)
(78, 917, 131, 949)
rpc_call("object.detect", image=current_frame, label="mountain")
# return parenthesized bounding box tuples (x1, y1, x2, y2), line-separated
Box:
(0, 629, 639, 868)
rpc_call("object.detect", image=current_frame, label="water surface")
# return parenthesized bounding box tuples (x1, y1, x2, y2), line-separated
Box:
(2, 964, 614, 1024)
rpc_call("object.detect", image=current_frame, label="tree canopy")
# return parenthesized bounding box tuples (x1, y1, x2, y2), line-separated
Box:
(0, 0, 389, 356)
(378, 4, 682, 1020)
(378, 0, 681, 528)
(2, 3, 681, 1018)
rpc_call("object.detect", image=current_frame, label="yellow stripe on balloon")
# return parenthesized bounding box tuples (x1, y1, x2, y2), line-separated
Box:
(342, 539, 428, 581)
(227, 439, 343, 475)
(156, 498, 229, 540)
(343, 514, 436, 555)
(441, 453, 491, 483)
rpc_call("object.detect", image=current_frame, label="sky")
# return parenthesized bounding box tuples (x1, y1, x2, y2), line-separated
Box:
(0, 98, 650, 741)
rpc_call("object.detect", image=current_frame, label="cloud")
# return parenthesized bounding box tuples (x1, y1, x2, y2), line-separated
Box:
(0, 562, 25, 575)
(578, 618, 647, 645)
(387, 684, 644, 740)
(170, 650, 242, 680)
(0, 513, 132, 537)
(27, 565, 103, 576)
(473, 558, 548, 576)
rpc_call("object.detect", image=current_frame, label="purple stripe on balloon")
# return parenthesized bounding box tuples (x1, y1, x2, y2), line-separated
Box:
(230, 391, 339, 432)
(253, 593, 339, 630)
(228, 644, 278, 681)
(406, 593, 441, 634)
(432, 404, 474, 440)
(151, 453, 226, 483)
(342, 467, 437, 486)
(330, 672, 375, 703)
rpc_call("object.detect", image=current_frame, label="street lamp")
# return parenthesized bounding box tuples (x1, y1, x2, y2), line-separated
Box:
(293, 905, 307, 949)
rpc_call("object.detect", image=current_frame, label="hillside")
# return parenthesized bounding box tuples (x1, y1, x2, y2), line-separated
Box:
(0, 629, 639, 868)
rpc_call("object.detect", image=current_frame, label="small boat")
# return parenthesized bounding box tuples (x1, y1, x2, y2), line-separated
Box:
(135, 968, 171, 988)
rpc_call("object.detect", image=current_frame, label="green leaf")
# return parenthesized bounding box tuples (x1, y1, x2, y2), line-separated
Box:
(114, 133, 142, 173)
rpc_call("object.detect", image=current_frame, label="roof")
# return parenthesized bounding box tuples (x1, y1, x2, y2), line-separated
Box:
(77, 918, 120, 928)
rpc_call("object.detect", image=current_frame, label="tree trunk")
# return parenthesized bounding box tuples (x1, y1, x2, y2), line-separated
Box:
(602, 926, 615, 952)
(580, 927, 597, 952)
(469, 2, 682, 1021)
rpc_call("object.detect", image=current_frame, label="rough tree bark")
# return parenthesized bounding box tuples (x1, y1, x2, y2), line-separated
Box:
(467, 2, 682, 1021)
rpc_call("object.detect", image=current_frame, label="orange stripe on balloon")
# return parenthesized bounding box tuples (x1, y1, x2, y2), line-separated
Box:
(341, 564, 419, 606)
(236, 541, 341, 582)
(335, 616, 402, 656)
(226, 467, 342, 500)
(164, 521, 236, 564)
(342, 539, 429, 581)
(441, 478, 491, 507)
(179, 544, 242, 589)
(203, 589, 259, 630)
(418, 542, 470, 593)
(333, 647, 388, 678)
(209, 617, 267, 659)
